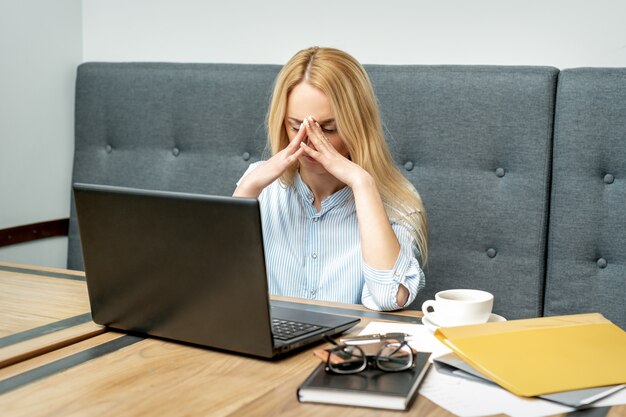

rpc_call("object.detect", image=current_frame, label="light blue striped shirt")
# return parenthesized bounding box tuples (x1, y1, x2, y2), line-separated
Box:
(238, 162, 425, 311)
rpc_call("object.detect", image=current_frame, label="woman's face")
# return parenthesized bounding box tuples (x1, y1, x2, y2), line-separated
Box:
(285, 82, 349, 172)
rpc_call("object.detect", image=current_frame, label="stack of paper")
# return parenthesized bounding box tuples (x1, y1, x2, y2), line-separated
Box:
(434, 313, 626, 397)
(433, 352, 625, 408)
(358, 318, 626, 417)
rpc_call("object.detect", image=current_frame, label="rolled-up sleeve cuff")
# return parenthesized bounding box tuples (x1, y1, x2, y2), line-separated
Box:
(361, 251, 424, 311)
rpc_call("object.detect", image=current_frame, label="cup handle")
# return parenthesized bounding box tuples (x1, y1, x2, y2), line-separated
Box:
(421, 300, 436, 320)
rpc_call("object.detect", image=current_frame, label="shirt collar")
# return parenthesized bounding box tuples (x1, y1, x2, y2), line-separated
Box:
(294, 171, 353, 215)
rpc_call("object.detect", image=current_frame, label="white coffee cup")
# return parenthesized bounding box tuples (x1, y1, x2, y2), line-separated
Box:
(421, 289, 494, 327)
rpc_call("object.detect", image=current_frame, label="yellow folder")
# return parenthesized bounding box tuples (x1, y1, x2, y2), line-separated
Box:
(434, 313, 626, 397)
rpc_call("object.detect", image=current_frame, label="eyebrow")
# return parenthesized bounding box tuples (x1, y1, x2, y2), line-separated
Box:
(287, 117, 335, 125)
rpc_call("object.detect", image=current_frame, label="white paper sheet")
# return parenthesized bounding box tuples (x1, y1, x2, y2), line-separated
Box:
(358, 321, 452, 358)
(359, 321, 626, 417)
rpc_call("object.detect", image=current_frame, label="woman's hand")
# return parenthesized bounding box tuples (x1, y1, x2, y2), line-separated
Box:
(300, 116, 369, 188)
(301, 118, 403, 300)
(233, 123, 306, 198)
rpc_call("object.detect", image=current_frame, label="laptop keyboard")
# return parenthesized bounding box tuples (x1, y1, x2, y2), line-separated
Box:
(272, 318, 322, 340)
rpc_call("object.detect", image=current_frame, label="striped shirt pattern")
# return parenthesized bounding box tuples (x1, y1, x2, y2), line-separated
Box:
(238, 162, 425, 311)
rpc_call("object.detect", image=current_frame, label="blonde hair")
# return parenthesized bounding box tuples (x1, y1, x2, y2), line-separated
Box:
(267, 46, 428, 265)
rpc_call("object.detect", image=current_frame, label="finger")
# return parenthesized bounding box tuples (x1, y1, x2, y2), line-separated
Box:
(302, 117, 323, 148)
(284, 125, 306, 158)
(300, 141, 321, 160)
(286, 146, 305, 164)
(304, 117, 331, 151)
(287, 122, 306, 149)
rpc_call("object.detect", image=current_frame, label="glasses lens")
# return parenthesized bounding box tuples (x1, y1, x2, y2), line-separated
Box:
(376, 342, 413, 371)
(327, 345, 366, 374)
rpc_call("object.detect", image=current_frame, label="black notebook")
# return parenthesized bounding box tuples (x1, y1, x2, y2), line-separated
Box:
(297, 352, 431, 410)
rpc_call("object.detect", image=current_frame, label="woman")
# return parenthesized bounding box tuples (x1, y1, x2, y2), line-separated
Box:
(234, 47, 427, 311)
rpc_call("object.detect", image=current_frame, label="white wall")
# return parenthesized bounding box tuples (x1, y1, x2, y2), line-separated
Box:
(1, 0, 625, 269)
(82, 0, 626, 67)
(0, 0, 82, 268)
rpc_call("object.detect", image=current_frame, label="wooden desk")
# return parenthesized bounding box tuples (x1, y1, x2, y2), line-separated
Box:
(0, 263, 624, 417)
(0, 263, 104, 368)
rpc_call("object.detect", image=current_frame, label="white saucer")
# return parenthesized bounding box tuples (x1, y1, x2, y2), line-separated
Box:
(421, 313, 506, 332)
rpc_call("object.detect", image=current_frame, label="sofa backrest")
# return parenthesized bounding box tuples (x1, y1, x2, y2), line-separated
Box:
(68, 63, 281, 270)
(545, 68, 626, 327)
(366, 66, 558, 319)
(69, 63, 558, 321)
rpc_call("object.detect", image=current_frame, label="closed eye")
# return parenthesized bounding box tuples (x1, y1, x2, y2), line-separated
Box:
(289, 125, 336, 133)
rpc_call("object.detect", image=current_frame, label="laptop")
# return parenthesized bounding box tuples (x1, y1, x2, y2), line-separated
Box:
(73, 183, 360, 358)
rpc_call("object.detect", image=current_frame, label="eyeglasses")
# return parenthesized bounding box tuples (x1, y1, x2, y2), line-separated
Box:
(324, 336, 416, 374)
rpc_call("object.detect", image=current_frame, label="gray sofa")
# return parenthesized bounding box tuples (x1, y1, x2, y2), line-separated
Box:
(66, 63, 625, 328)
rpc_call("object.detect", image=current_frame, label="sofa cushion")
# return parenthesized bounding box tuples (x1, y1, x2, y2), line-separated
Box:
(367, 65, 559, 319)
(68, 63, 280, 270)
(545, 68, 626, 329)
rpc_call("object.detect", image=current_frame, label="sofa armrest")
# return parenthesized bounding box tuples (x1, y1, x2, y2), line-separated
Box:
(0, 219, 69, 247)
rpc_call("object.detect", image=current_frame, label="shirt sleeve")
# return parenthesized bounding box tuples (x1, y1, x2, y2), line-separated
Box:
(235, 161, 265, 187)
(360, 222, 425, 311)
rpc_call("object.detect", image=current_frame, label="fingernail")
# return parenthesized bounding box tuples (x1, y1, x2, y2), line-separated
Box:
(304, 118, 310, 126)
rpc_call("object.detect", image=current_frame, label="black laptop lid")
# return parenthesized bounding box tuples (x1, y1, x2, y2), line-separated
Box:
(73, 183, 275, 357)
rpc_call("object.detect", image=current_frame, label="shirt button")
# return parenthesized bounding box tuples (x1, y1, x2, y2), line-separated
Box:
(310, 289, 316, 296)
(307, 194, 314, 201)
(311, 252, 318, 259)
(313, 217, 319, 222)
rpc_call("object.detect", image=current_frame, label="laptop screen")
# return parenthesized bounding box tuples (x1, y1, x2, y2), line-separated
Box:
(74, 183, 276, 357)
